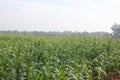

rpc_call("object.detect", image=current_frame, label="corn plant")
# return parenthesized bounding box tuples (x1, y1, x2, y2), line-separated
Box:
(0, 35, 120, 80)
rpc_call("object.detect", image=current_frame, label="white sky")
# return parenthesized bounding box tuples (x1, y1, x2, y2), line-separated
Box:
(0, 0, 120, 32)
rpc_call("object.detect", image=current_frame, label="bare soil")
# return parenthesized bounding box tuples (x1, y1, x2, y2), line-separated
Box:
(108, 74, 120, 80)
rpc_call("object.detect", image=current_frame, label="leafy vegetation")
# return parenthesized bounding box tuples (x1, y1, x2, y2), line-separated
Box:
(0, 35, 120, 80)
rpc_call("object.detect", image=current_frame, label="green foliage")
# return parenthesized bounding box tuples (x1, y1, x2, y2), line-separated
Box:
(0, 35, 120, 80)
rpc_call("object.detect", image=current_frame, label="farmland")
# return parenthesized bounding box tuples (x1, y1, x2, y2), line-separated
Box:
(0, 35, 120, 80)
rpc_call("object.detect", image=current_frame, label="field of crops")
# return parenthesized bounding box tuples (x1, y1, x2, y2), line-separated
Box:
(0, 35, 120, 80)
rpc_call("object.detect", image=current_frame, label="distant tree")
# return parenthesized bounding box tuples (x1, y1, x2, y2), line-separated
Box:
(111, 23, 120, 38)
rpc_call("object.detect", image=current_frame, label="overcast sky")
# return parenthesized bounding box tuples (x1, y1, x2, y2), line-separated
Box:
(0, 0, 120, 32)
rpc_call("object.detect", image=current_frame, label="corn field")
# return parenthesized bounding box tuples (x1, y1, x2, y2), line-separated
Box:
(0, 35, 120, 80)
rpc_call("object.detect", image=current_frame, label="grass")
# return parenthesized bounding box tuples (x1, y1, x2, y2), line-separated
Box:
(0, 35, 120, 80)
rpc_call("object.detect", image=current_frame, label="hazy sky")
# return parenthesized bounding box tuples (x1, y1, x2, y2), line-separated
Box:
(0, 0, 120, 32)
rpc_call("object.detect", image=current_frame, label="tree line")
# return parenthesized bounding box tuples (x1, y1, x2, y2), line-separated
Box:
(0, 23, 120, 38)
(0, 30, 110, 38)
